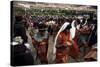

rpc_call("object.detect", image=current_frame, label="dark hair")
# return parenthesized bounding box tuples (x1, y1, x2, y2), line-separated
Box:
(63, 24, 71, 32)
(38, 24, 46, 29)
(15, 15, 23, 22)
(65, 24, 72, 30)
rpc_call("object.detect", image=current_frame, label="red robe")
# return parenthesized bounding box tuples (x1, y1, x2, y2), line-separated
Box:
(69, 35, 79, 59)
(56, 31, 79, 63)
(56, 32, 71, 63)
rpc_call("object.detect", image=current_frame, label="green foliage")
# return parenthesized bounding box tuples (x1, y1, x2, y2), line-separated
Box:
(13, 7, 25, 15)
(14, 7, 94, 17)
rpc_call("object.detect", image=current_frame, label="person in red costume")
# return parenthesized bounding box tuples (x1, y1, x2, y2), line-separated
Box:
(54, 20, 80, 63)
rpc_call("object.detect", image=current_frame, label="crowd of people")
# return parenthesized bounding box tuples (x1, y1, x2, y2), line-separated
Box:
(11, 12, 97, 66)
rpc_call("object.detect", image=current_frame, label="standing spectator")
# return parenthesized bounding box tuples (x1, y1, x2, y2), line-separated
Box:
(11, 15, 34, 66)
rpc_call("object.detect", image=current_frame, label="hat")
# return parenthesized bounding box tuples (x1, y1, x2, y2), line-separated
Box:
(38, 23, 47, 31)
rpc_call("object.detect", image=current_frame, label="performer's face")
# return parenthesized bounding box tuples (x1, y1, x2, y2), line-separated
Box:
(65, 29, 69, 33)
(66, 29, 69, 32)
